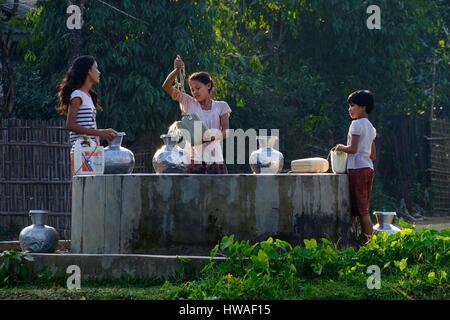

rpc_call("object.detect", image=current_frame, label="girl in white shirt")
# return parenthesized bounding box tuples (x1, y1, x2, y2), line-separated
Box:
(335, 90, 377, 243)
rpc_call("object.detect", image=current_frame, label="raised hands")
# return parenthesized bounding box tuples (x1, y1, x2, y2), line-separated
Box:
(174, 54, 185, 70)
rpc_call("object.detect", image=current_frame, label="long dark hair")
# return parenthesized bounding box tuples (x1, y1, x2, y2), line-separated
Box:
(56, 55, 101, 115)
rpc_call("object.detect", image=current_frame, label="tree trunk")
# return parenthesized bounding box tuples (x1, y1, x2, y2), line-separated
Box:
(68, 0, 85, 62)
(6, 52, 15, 115)
(0, 0, 19, 117)
(0, 34, 10, 117)
(0, 60, 3, 110)
(12, 0, 19, 13)
(0, 32, 16, 117)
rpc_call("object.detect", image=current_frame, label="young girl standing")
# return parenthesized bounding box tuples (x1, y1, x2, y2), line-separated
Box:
(57, 55, 117, 145)
(162, 55, 231, 174)
(335, 90, 377, 243)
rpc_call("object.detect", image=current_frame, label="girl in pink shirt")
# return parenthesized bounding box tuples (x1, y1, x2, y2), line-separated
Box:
(162, 55, 231, 174)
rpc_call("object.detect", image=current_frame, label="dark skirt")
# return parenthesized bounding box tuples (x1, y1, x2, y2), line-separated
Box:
(348, 168, 374, 217)
(187, 162, 228, 174)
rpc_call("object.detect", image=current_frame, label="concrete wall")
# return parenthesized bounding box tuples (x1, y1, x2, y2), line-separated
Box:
(71, 174, 356, 255)
(28, 253, 217, 280)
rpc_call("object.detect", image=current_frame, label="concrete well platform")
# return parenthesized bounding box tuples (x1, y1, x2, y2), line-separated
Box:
(28, 253, 218, 280)
(71, 174, 356, 255)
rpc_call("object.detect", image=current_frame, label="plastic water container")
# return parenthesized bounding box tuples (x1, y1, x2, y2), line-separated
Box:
(70, 137, 105, 176)
(330, 149, 347, 174)
(180, 113, 208, 146)
(291, 157, 329, 173)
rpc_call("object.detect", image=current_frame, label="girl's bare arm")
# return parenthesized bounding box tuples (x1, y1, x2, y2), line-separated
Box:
(66, 98, 116, 141)
(336, 135, 359, 154)
(370, 142, 376, 160)
(219, 113, 230, 140)
(162, 68, 179, 97)
(204, 113, 230, 142)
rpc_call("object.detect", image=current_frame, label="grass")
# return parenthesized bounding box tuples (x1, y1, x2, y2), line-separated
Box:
(0, 275, 447, 300)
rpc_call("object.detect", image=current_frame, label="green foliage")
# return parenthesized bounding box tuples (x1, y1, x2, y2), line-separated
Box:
(168, 227, 449, 299)
(13, 0, 216, 143)
(0, 250, 34, 287)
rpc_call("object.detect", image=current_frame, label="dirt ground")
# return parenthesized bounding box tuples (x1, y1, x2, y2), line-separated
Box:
(415, 216, 450, 231)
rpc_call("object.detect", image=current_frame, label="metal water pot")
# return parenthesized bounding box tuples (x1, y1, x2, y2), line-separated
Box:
(373, 211, 401, 235)
(19, 210, 59, 253)
(104, 132, 135, 174)
(249, 136, 284, 174)
(153, 133, 191, 173)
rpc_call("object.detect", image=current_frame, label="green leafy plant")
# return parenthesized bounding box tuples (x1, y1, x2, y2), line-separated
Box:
(0, 250, 34, 287)
(168, 224, 449, 299)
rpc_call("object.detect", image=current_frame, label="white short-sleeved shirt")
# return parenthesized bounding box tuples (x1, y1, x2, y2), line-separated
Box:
(69, 90, 99, 145)
(171, 89, 231, 163)
(346, 118, 376, 170)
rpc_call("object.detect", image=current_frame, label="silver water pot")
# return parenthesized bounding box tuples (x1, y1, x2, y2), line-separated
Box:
(153, 133, 191, 173)
(249, 136, 284, 174)
(104, 132, 135, 174)
(19, 210, 59, 253)
(373, 211, 401, 235)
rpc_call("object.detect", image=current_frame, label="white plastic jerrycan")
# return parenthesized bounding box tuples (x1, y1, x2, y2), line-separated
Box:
(71, 136, 105, 176)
